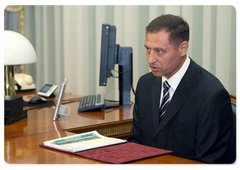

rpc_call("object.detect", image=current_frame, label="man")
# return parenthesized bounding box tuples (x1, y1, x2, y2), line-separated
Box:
(128, 14, 233, 163)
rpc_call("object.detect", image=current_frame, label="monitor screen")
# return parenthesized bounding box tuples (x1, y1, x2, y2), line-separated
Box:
(98, 23, 133, 107)
(99, 24, 116, 86)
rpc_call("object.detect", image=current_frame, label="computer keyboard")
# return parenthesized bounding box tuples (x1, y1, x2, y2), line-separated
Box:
(78, 94, 105, 112)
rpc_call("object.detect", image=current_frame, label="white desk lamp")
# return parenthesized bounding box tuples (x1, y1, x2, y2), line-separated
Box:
(4, 30, 37, 96)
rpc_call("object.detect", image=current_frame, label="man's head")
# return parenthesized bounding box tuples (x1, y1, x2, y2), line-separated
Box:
(145, 14, 189, 79)
(146, 14, 189, 49)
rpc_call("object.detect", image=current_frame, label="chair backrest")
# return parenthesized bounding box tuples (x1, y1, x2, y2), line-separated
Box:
(227, 94, 236, 163)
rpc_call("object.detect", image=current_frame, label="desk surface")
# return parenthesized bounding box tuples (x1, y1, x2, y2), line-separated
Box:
(4, 92, 202, 164)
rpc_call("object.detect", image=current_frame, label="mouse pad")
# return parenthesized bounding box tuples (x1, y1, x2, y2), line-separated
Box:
(23, 100, 55, 107)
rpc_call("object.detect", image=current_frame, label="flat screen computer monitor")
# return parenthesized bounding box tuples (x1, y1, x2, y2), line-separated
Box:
(99, 24, 133, 107)
(99, 24, 116, 86)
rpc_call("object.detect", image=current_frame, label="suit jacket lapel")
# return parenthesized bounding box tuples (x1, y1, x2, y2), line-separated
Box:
(156, 79, 192, 132)
(155, 59, 198, 134)
(151, 76, 161, 130)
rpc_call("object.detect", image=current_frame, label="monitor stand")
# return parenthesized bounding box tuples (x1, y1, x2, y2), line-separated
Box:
(105, 46, 133, 109)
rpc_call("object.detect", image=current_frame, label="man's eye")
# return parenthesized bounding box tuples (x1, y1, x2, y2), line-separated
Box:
(146, 48, 151, 53)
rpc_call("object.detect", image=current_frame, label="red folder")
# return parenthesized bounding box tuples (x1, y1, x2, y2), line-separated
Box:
(40, 142, 172, 164)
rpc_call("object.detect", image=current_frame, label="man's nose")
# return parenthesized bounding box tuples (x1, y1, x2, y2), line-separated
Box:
(147, 51, 157, 64)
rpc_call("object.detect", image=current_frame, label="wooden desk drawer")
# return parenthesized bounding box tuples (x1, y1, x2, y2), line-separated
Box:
(65, 119, 132, 139)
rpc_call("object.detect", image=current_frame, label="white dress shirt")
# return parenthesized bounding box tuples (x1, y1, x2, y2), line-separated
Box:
(159, 55, 190, 108)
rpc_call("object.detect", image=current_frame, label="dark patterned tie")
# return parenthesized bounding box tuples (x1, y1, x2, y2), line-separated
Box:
(159, 81, 170, 121)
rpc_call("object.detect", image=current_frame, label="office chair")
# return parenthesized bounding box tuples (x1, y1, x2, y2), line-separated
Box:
(227, 94, 236, 163)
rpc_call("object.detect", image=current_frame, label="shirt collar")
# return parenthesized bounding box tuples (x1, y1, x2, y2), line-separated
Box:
(162, 55, 190, 91)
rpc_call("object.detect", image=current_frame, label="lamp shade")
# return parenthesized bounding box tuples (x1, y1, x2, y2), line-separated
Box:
(4, 30, 37, 65)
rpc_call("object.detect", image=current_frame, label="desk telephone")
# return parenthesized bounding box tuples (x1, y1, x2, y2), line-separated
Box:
(15, 73, 36, 91)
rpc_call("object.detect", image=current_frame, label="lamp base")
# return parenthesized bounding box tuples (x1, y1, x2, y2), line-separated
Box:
(5, 109, 27, 125)
(4, 96, 23, 116)
(4, 96, 27, 125)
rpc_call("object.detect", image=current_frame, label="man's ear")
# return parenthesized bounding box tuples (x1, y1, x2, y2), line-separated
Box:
(179, 41, 189, 57)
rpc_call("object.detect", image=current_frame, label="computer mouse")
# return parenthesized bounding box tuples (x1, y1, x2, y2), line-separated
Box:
(29, 96, 47, 104)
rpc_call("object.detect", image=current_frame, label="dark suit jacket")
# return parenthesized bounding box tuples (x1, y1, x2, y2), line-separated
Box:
(128, 59, 233, 163)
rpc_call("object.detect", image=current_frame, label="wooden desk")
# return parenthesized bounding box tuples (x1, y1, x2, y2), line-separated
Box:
(4, 92, 202, 164)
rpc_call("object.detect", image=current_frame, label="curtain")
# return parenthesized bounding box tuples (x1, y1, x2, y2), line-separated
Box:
(4, 5, 25, 73)
(23, 5, 236, 102)
(4, 5, 24, 33)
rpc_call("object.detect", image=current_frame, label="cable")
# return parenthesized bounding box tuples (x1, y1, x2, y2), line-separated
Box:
(131, 84, 136, 95)
(111, 69, 130, 75)
(111, 70, 136, 96)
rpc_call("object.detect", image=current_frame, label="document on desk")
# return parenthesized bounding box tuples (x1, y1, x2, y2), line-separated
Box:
(43, 131, 126, 153)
